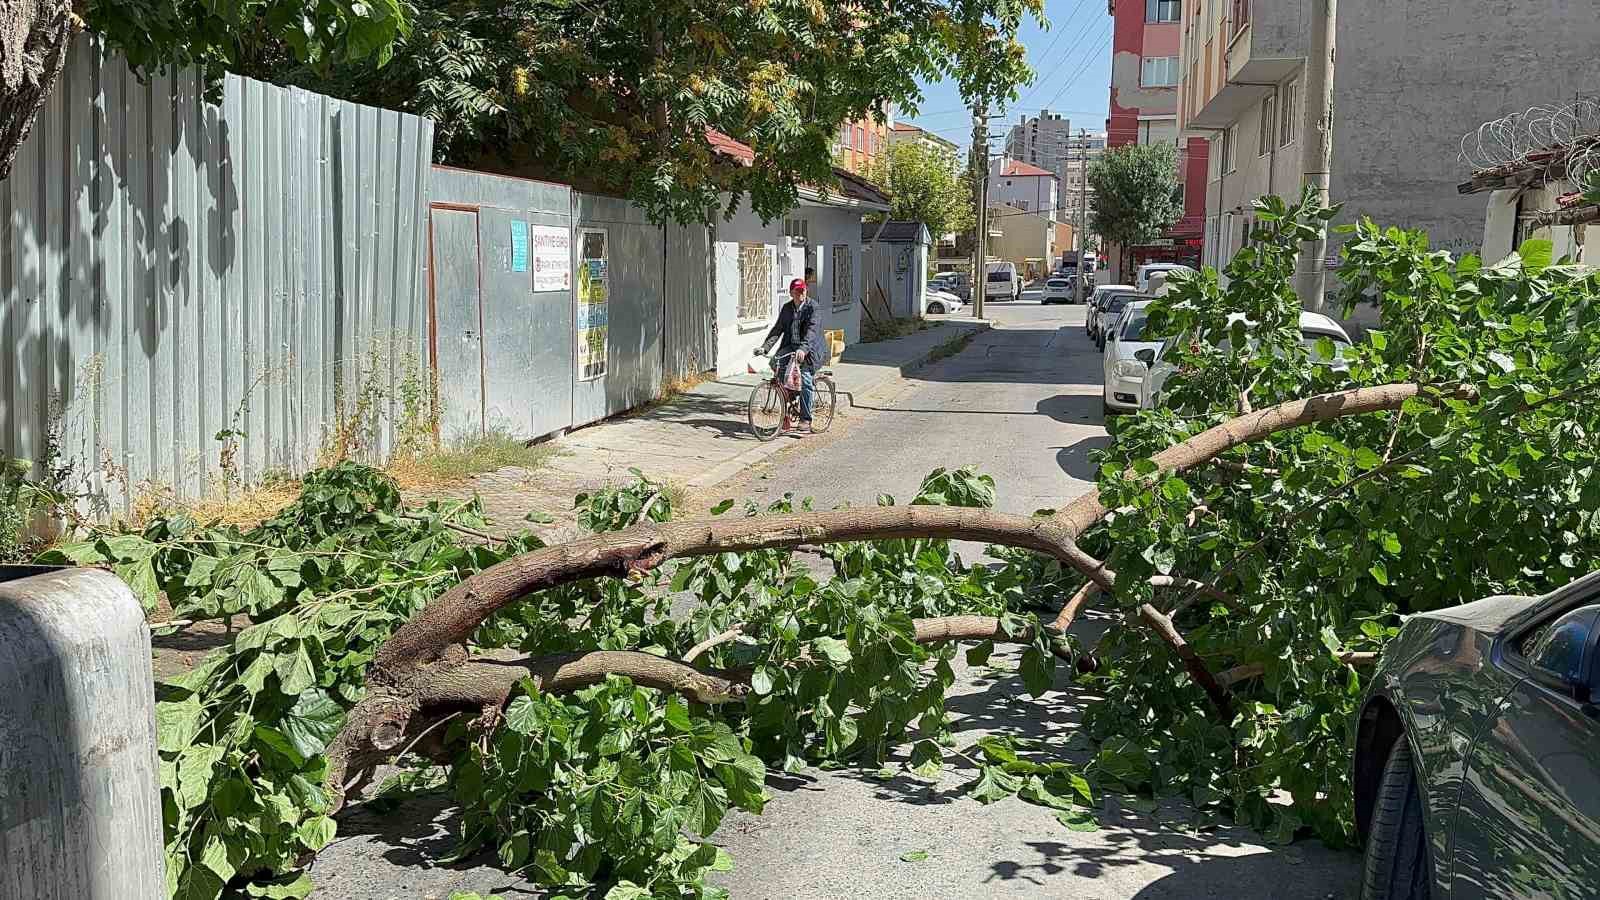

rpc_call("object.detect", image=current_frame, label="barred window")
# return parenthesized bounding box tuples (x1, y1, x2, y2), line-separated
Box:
(739, 243, 773, 322)
(832, 244, 854, 310)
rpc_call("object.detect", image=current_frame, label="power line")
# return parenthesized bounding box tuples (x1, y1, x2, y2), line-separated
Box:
(1009, 0, 1099, 112)
(1036, 29, 1113, 113)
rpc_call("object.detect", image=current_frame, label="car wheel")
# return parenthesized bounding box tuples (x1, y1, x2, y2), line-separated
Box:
(1361, 740, 1432, 900)
(929, 302, 944, 314)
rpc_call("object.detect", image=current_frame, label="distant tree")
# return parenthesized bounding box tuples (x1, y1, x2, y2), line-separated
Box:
(1088, 143, 1182, 274)
(869, 141, 974, 240)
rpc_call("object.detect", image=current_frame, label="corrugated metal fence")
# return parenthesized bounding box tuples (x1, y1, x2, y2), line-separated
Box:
(424, 169, 718, 443)
(0, 41, 432, 513)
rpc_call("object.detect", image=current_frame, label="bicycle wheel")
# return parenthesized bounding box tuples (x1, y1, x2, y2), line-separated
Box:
(810, 377, 838, 433)
(747, 382, 785, 441)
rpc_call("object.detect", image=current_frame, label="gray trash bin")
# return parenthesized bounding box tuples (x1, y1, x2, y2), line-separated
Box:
(0, 565, 164, 899)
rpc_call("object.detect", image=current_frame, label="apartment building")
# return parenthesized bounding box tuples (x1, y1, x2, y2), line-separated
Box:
(889, 122, 961, 158)
(1180, 0, 1600, 296)
(1004, 110, 1074, 172)
(1060, 131, 1107, 239)
(834, 103, 895, 176)
(1107, 0, 1210, 278)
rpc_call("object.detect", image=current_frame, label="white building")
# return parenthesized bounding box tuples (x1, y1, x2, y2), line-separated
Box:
(1004, 110, 1073, 174)
(988, 159, 1060, 221)
(889, 122, 961, 158)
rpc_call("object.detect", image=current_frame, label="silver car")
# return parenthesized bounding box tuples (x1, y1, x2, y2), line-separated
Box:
(1042, 277, 1076, 305)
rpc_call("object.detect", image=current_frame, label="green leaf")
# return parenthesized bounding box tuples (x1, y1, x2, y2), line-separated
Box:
(1517, 238, 1553, 272)
(750, 667, 775, 697)
(1487, 351, 1517, 373)
(505, 695, 541, 735)
(280, 690, 344, 759)
(812, 636, 852, 667)
(965, 641, 994, 667)
(899, 850, 930, 862)
(1056, 808, 1099, 832)
(684, 780, 729, 836)
(1369, 562, 1390, 586)
(1020, 645, 1055, 697)
(274, 642, 317, 695)
(965, 765, 1022, 804)
(296, 815, 338, 851)
(242, 873, 314, 898)
(156, 695, 204, 752)
(710, 499, 735, 515)
(1353, 446, 1382, 471)
(664, 694, 694, 732)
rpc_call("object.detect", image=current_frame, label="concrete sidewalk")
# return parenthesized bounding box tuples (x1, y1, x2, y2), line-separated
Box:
(406, 320, 990, 534)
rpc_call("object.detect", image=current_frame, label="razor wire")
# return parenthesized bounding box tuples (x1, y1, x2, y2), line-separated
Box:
(1459, 97, 1600, 189)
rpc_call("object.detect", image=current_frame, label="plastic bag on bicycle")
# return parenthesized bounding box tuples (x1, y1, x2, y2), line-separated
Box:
(783, 356, 801, 391)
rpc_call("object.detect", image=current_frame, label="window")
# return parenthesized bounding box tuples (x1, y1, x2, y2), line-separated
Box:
(1258, 94, 1275, 156)
(1221, 124, 1237, 173)
(832, 244, 854, 310)
(1279, 79, 1299, 148)
(1146, 0, 1180, 22)
(738, 243, 773, 323)
(1231, 0, 1250, 35)
(783, 218, 810, 244)
(854, 125, 865, 151)
(1141, 56, 1179, 87)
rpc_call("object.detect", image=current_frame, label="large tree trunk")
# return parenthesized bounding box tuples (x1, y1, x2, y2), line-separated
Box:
(0, 0, 77, 181)
(324, 382, 1468, 805)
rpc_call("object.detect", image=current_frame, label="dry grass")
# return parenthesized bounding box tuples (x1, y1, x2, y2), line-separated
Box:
(139, 476, 303, 530)
(860, 316, 930, 344)
(388, 429, 561, 490)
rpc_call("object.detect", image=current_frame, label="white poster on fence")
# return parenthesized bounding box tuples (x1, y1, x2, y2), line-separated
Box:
(530, 224, 571, 292)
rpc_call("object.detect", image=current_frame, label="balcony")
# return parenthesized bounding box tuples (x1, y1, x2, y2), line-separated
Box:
(1184, 0, 1307, 132)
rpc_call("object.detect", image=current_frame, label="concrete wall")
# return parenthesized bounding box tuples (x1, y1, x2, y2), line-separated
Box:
(1330, 0, 1600, 260)
(713, 200, 865, 377)
(1204, 70, 1307, 268)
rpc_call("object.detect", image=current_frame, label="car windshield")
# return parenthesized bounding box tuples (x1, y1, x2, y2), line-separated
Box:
(1121, 312, 1149, 340)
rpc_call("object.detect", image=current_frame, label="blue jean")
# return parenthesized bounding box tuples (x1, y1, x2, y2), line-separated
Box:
(771, 354, 815, 422)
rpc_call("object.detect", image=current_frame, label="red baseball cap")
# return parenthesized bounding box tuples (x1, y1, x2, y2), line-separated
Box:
(788, 278, 806, 292)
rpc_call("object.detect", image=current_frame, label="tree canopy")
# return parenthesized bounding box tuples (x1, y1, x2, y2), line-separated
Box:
(280, 0, 1042, 224)
(868, 140, 974, 240)
(1087, 142, 1181, 259)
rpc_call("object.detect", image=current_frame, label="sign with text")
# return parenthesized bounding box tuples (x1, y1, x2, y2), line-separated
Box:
(510, 220, 529, 272)
(530, 224, 571, 292)
(577, 229, 609, 381)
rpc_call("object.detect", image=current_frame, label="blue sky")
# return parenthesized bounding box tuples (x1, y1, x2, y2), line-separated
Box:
(897, 0, 1115, 151)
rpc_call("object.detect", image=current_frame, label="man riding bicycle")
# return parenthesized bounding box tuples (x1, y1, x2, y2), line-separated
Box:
(758, 277, 825, 434)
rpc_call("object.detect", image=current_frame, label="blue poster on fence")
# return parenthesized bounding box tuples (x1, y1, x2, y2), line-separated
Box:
(510, 220, 529, 272)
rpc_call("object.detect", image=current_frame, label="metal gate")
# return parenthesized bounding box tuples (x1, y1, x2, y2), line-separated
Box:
(665, 222, 716, 383)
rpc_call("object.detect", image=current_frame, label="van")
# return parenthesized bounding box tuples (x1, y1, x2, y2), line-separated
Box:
(1135, 263, 1193, 294)
(984, 261, 1022, 302)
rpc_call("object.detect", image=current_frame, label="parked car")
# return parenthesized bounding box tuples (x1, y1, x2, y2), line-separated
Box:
(1042, 277, 1076, 305)
(1093, 291, 1144, 348)
(1085, 284, 1136, 338)
(1352, 571, 1600, 899)
(985, 261, 1023, 302)
(1135, 311, 1353, 410)
(924, 286, 965, 316)
(932, 273, 971, 302)
(1100, 300, 1161, 416)
(1135, 262, 1194, 294)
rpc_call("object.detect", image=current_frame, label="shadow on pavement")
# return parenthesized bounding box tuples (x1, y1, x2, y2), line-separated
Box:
(1055, 433, 1113, 481)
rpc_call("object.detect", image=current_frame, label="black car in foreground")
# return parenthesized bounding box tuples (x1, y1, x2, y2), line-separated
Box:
(1354, 572, 1600, 899)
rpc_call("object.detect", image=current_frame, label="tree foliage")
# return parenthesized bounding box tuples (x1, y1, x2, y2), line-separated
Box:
(1087, 142, 1181, 257)
(868, 140, 974, 240)
(279, 0, 1042, 224)
(40, 187, 1600, 897)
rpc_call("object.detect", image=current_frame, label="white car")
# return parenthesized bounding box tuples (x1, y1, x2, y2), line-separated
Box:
(1102, 300, 1162, 415)
(1135, 263, 1194, 294)
(1093, 290, 1145, 349)
(1041, 277, 1076, 305)
(924, 287, 965, 315)
(1085, 284, 1135, 338)
(984, 261, 1022, 302)
(1136, 311, 1355, 410)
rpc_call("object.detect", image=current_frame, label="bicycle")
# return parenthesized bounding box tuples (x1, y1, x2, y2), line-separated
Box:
(746, 350, 837, 442)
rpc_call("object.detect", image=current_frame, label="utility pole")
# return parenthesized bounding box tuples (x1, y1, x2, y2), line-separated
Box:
(1075, 128, 1089, 303)
(971, 103, 989, 319)
(1296, 0, 1336, 311)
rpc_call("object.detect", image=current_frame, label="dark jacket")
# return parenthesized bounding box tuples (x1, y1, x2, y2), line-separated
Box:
(762, 297, 825, 371)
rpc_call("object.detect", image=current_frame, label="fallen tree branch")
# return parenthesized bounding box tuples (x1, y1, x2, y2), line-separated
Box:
(372, 506, 1099, 680)
(1138, 603, 1231, 718)
(1051, 573, 1235, 631)
(683, 625, 746, 664)
(1217, 651, 1378, 688)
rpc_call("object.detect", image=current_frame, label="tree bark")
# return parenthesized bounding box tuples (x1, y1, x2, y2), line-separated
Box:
(0, 0, 77, 181)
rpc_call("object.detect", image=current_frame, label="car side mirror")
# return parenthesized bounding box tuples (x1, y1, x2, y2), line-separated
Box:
(1134, 349, 1156, 366)
(1526, 603, 1600, 702)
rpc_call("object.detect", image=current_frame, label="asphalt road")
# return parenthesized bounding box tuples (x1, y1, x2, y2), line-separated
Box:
(311, 300, 1361, 899)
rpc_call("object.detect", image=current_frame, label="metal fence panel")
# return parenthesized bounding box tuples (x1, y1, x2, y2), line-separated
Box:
(0, 41, 432, 515)
(664, 222, 715, 383)
(425, 167, 574, 443)
(572, 192, 664, 427)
